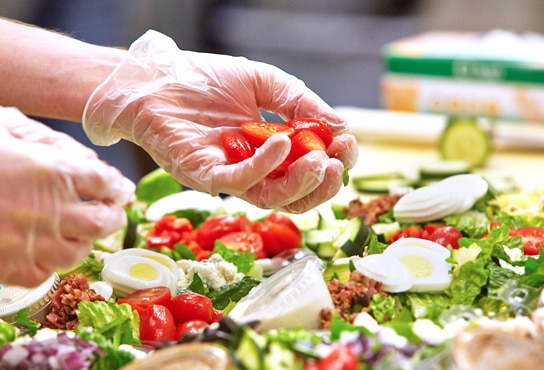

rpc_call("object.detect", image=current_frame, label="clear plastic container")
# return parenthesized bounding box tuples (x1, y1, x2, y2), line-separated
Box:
(0, 273, 60, 323)
(228, 255, 333, 332)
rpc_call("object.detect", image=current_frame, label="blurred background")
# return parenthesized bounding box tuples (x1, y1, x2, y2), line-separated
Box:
(1, 0, 542, 180)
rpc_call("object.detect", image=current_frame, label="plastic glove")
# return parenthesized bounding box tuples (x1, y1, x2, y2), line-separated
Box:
(0, 107, 135, 288)
(83, 30, 358, 213)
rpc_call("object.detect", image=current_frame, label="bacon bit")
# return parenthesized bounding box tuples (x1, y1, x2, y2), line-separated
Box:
(42, 274, 105, 330)
(344, 195, 401, 225)
(320, 270, 387, 328)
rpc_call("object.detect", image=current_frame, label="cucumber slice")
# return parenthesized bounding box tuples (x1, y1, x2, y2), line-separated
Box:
(332, 218, 373, 260)
(419, 160, 471, 180)
(352, 173, 414, 194)
(439, 117, 492, 168)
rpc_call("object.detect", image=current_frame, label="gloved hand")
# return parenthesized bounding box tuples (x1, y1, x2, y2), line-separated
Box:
(83, 30, 358, 213)
(0, 107, 135, 287)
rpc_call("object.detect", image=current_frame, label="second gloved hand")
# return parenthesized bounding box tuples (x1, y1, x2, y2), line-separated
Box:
(0, 107, 135, 287)
(83, 30, 358, 213)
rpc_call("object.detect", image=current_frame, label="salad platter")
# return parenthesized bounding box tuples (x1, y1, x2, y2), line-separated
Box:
(1, 163, 544, 369)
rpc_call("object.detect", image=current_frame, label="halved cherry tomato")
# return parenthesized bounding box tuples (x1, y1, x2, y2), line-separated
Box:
(176, 319, 209, 339)
(427, 226, 463, 249)
(147, 215, 195, 249)
(312, 345, 358, 370)
(219, 231, 267, 259)
(509, 226, 544, 255)
(167, 292, 214, 326)
(139, 304, 177, 343)
(285, 117, 333, 147)
(241, 121, 294, 147)
(254, 214, 302, 257)
(290, 130, 327, 160)
(195, 214, 253, 250)
(118, 286, 172, 315)
(221, 131, 255, 164)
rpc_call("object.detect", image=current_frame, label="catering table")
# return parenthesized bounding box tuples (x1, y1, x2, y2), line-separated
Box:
(333, 106, 544, 201)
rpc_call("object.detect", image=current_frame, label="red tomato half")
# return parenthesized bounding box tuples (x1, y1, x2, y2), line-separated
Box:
(254, 214, 303, 257)
(221, 131, 255, 164)
(290, 130, 327, 160)
(219, 231, 267, 259)
(509, 226, 544, 255)
(314, 345, 358, 370)
(118, 286, 172, 315)
(241, 121, 294, 148)
(285, 117, 333, 147)
(167, 292, 214, 326)
(176, 319, 209, 339)
(139, 304, 177, 343)
(195, 214, 253, 250)
(427, 226, 463, 249)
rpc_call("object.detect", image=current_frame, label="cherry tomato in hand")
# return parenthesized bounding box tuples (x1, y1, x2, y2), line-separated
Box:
(290, 130, 327, 160)
(285, 117, 333, 147)
(139, 304, 177, 343)
(118, 286, 172, 315)
(219, 231, 267, 259)
(240, 121, 294, 147)
(509, 226, 544, 255)
(167, 292, 214, 326)
(176, 319, 209, 339)
(427, 226, 463, 249)
(221, 132, 255, 164)
(196, 214, 253, 250)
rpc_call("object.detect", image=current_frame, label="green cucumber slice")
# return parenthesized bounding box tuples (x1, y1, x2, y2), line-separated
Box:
(352, 173, 413, 194)
(439, 117, 492, 168)
(419, 160, 471, 180)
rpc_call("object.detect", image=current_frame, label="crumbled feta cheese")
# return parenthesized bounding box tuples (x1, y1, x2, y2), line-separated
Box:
(176, 254, 244, 290)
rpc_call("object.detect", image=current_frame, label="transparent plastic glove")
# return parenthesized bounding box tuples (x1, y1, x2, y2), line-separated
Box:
(83, 30, 358, 213)
(0, 107, 135, 287)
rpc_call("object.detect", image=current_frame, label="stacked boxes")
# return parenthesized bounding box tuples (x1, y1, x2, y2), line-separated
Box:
(381, 30, 544, 122)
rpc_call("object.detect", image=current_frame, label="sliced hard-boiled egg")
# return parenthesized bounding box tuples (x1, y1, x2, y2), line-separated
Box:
(384, 246, 452, 292)
(393, 174, 488, 223)
(438, 174, 489, 214)
(102, 256, 177, 297)
(102, 249, 179, 296)
(104, 248, 179, 281)
(145, 190, 224, 221)
(353, 254, 413, 293)
(385, 237, 451, 260)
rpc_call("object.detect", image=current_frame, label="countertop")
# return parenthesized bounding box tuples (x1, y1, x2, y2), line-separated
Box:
(333, 106, 544, 201)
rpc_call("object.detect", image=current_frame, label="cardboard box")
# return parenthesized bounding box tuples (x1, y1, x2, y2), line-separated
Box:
(381, 30, 544, 122)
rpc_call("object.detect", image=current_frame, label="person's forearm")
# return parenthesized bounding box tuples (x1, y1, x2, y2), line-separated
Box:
(0, 18, 125, 122)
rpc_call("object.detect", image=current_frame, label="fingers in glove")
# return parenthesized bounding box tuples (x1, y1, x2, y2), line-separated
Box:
(327, 134, 359, 170)
(279, 159, 344, 214)
(0, 106, 98, 159)
(242, 150, 336, 210)
(57, 200, 128, 241)
(70, 158, 135, 205)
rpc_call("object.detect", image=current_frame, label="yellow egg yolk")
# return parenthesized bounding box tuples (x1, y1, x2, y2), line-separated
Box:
(399, 255, 433, 279)
(129, 262, 159, 281)
(146, 256, 172, 270)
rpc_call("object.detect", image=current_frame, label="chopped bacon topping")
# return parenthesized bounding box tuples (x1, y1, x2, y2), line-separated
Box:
(42, 273, 105, 330)
(344, 195, 401, 225)
(320, 270, 387, 328)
